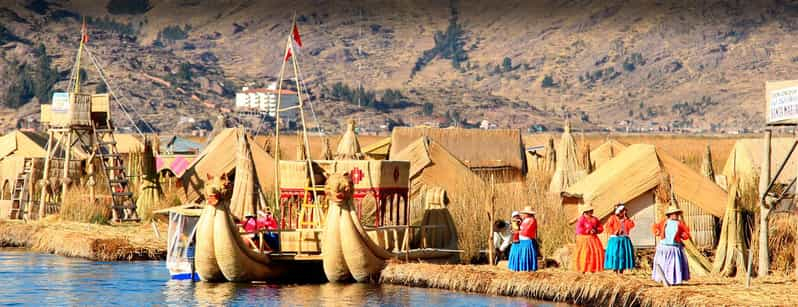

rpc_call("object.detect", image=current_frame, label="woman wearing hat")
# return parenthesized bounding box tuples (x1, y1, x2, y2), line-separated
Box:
(573, 204, 604, 273)
(604, 204, 635, 274)
(508, 207, 538, 271)
(651, 206, 691, 285)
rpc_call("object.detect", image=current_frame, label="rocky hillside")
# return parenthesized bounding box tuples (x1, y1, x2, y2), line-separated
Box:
(2, 0, 798, 133)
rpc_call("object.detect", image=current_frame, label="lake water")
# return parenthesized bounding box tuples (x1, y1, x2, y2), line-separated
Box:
(0, 249, 558, 306)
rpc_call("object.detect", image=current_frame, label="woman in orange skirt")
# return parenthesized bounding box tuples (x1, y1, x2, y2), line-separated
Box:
(573, 204, 604, 273)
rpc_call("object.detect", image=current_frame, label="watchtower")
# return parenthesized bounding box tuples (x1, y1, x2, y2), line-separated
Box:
(37, 20, 139, 222)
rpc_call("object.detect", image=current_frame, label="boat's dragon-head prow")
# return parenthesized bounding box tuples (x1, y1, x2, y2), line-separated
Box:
(204, 173, 232, 207)
(325, 172, 354, 207)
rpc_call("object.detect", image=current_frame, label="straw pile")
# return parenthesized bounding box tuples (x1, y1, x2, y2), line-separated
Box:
(0, 220, 165, 260)
(321, 137, 334, 160)
(228, 129, 260, 220)
(549, 121, 585, 193)
(700, 144, 716, 182)
(381, 263, 798, 306)
(543, 136, 556, 173)
(136, 137, 164, 221)
(335, 119, 363, 160)
(712, 178, 748, 276)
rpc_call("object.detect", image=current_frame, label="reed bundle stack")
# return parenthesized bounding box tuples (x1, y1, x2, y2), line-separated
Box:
(380, 263, 798, 306)
(549, 122, 585, 193)
(701, 144, 716, 182)
(580, 142, 593, 174)
(136, 137, 164, 221)
(543, 136, 556, 174)
(711, 178, 748, 277)
(206, 115, 226, 143)
(590, 139, 627, 170)
(321, 137, 334, 160)
(228, 129, 261, 220)
(0, 221, 165, 260)
(335, 119, 363, 160)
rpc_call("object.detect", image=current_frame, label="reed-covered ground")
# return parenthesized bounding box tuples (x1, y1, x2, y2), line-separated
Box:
(381, 262, 798, 306)
(0, 220, 166, 261)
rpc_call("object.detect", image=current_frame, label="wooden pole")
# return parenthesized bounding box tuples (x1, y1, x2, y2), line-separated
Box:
(38, 131, 54, 219)
(273, 21, 292, 213)
(758, 129, 771, 277)
(487, 174, 495, 265)
(60, 131, 73, 208)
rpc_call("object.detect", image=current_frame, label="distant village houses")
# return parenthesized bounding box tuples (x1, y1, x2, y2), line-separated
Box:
(234, 83, 299, 126)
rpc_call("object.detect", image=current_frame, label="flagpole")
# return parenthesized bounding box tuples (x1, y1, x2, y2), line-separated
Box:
(74, 17, 87, 94)
(273, 14, 295, 215)
(288, 22, 319, 206)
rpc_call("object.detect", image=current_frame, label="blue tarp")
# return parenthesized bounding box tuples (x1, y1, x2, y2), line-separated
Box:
(160, 136, 204, 154)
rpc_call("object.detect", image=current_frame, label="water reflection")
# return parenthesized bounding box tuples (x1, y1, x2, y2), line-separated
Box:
(0, 249, 553, 306)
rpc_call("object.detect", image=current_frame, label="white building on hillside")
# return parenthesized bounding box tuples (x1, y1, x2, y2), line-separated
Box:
(235, 83, 299, 121)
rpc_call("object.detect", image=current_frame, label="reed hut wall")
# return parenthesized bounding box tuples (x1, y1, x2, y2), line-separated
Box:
(389, 127, 527, 177)
(391, 137, 486, 227)
(564, 144, 726, 249)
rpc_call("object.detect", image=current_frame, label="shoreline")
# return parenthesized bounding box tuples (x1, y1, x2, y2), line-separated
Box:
(379, 262, 798, 306)
(0, 220, 166, 261)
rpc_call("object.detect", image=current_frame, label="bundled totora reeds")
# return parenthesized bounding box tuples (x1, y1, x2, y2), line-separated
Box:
(0, 220, 165, 260)
(380, 263, 798, 306)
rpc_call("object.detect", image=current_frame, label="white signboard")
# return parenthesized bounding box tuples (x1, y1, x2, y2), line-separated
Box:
(767, 80, 798, 125)
(51, 92, 70, 114)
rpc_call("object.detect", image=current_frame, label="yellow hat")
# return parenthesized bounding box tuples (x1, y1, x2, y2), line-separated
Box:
(665, 206, 683, 215)
(578, 204, 595, 214)
(519, 206, 536, 215)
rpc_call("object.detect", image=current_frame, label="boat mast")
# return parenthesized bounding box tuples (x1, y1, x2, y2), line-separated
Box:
(274, 14, 319, 214)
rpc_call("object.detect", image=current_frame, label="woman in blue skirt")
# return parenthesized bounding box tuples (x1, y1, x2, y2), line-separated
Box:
(603, 204, 635, 274)
(508, 207, 538, 271)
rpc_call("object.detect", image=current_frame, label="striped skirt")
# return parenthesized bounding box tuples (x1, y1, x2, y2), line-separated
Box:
(652, 243, 690, 285)
(508, 240, 538, 272)
(604, 235, 635, 270)
(574, 234, 604, 273)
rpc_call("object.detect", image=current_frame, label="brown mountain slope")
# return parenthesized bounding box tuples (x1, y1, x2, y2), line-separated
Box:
(2, 0, 797, 133)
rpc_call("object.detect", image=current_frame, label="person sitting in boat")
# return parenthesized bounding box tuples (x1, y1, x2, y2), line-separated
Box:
(508, 207, 538, 272)
(604, 204, 635, 274)
(652, 206, 691, 285)
(574, 204, 604, 273)
(258, 210, 280, 251)
(492, 220, 511, 263)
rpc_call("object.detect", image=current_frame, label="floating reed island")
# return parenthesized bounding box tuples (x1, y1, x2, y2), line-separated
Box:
(380, 263, 798, 307)
(0, 220, 166, 261)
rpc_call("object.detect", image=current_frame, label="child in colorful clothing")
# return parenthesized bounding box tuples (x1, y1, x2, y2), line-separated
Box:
(573, 204, 604, 273)
(506, 211, 522, 269)
(508, 207, 538, 271)
(604, 204, 635, 274)
(651, 206, 691, 285)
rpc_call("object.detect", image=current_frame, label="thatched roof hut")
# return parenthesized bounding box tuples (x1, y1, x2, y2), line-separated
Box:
(0, 131, 49, 201)
(391, 136, 485, 206)
(362, 137, 391, 160)
(590, 139, 628, 170)
(181, 128, 275, 202)
(389, 127, 527, 182)
(562, 144, 726, 248)
(722, 138, 798, 189)
(335, 119, 363, 160)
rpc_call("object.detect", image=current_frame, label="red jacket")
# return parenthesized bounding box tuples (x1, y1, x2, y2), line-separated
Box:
(604, 215, 635, 236)
(519, 217, 537, 239)
(652, 219, 691, 243)
(576, 215, 603, 235)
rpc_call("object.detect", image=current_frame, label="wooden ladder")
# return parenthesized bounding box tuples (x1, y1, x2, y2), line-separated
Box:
(9, 158, 33, 220)
(92, 123, 138, 222)
(297, 184, 325, 229)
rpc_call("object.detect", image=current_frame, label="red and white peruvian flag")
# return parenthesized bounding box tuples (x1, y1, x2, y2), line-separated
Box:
(284, 21, 302, 61)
